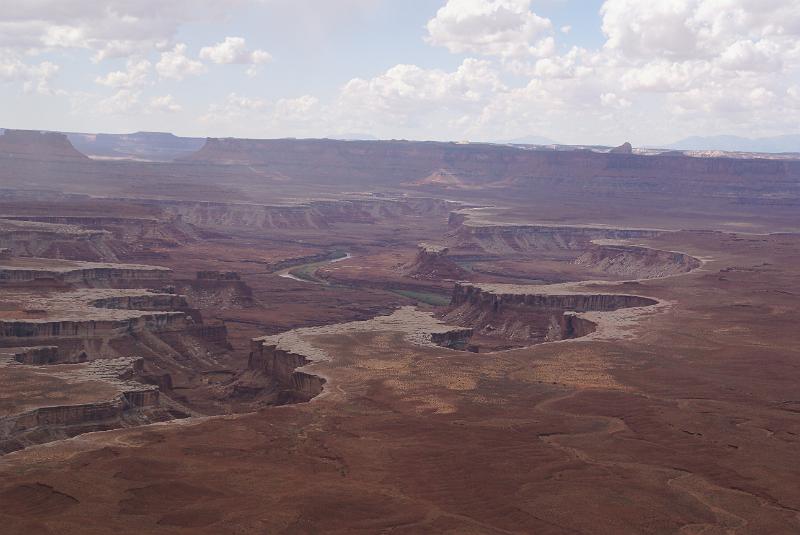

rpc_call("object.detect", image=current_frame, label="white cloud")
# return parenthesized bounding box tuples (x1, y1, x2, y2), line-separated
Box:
(0, 1, 244, 60)
(200, 92, 269, 124)
(156, 44, 206, 80)
(426, 0, 553, 59)
(0, 54, 60, 94)
(95, 58, 151, 88)
(200, 37, 271, 64)
(148, 94, 182, 113)
(96, 89, 141, 115)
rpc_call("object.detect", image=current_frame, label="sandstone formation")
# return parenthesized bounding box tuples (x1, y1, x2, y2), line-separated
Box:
(0, 357, 166, 454)
(444, 282, 658, 349)
(574, 244, 701, 279)
(403, 243, 467, 280)
(138, 196, 456, 231)
(610, 141, 633, 154)
(0, 259, 171, 286)
(447, 219, 662, 254)
(0, 219, 122, 261)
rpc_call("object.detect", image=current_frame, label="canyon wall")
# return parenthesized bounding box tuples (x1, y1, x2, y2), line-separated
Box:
(573, 244, 701, 279)
(447, 222, 662, 254)
(0, 312, 190, 340)
(136, 197, 454, 230)
(248, 341, 326, 401)
(445, 283, 657, 347)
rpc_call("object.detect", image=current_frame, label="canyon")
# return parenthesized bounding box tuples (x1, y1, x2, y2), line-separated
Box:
(0, 130, 797, 534)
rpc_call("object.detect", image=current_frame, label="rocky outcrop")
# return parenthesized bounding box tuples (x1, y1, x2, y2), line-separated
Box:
(0, 313, 190, 339)
(0, 262, 170, 286)
(90, 293, 189, 312)
(2, 216, 199, 251)
(133, 197, 455, 231)
(0, 357, 166, 454)
(430, 328, 474, 350)
(248, 342, 325, 402)
(196, 270, 240, 281)
(404, 244, 467, 280)
(444, 283, 657, 348)
(573, 244, 701, 279)
(13, 346, 59, 364)
(0, 219, 123, 262)
(610, 142, 633, 154)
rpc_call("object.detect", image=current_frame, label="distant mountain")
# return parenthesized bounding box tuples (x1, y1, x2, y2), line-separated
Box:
(663, 134, 800, 154)
(329, 133, 378, 141)
(500, 135, 559, 145)
(66, 131, 206, 161)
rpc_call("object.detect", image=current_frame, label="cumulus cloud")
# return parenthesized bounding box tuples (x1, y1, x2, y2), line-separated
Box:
(426, 0, 553, 59)
(96, 88, 141, 115)
(95, 58, 151, 88)
(156, 44, 206, 80)
(200, 37, 270, 64)
(0, 1, 243, 60)
(148, 94, 182, 113)
(0, 54, 60, 94)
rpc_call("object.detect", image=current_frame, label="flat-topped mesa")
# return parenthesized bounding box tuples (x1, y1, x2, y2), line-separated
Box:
(404, 243, 467, 280)
(0, 130, 89, 162)
(573, 244, 701, 279)
(444, 283, 658, 350)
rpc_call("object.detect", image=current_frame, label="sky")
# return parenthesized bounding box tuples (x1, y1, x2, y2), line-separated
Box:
(1, 0, 799, 146)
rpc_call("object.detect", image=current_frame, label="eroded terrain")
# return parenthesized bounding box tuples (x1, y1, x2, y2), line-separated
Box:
(0, 130, 798, 534)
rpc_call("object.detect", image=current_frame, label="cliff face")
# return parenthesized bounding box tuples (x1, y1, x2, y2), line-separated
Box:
(0, 130, 88, 162)
(447, 223, 661, 255)
(0, 312, 190, 339)
(144, 197, 454, 231)
(444, 283, 657, 348)
(0, 357, 167, 454)
(0, 265, 170, 286)
(248, 341, 325, 402)
(573, 245, 701, 279)
(0, 219, 123, 262)
(183, 138, 800, 193)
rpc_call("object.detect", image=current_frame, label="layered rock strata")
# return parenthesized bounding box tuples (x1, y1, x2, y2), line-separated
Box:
(444, 283, 659, 349)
